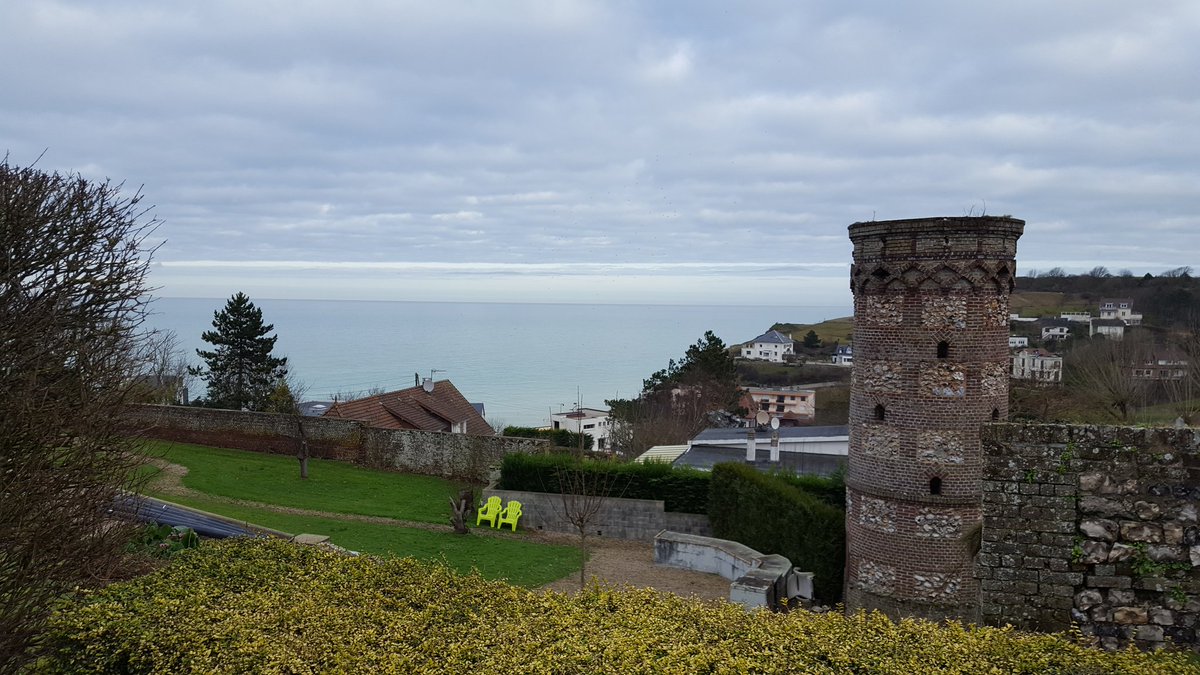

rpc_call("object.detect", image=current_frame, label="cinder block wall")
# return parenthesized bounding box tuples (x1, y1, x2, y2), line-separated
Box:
(126, 404, 548, 482)
(979, 423, 1199, 653)
(844, 216, 1024, 621)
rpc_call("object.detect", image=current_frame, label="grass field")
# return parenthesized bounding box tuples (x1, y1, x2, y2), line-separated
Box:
(141, 440, 460, 523)
(770, 317, 853, 345)
(136, 441, 580, 587)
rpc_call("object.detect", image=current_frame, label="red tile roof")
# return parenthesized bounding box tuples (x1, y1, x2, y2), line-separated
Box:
(323, 380, 493, 435)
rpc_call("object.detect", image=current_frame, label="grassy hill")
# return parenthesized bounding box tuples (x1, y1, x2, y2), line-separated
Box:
(768, 317, 853, 345)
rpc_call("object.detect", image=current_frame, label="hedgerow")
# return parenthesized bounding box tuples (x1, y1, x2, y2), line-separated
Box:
(38, 539, 1196, 674)
(498, 452, 710, 514)
(709, 463, 845, 602)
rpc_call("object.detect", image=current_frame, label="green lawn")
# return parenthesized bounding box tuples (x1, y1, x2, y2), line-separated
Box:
(136, 440, 581, 587)
(140, 440, 460, 524)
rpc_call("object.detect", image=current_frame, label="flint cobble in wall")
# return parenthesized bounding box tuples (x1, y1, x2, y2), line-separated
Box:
(978, 423, 1199, 653)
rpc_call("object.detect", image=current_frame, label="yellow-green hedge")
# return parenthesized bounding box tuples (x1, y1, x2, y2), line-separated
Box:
(40, 539, 1195, 674)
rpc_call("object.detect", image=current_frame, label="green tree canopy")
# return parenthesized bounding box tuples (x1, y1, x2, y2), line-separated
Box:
(802, 329, 822, 348)
(191, 293, 287, 411)
(607, 331, 741, 456)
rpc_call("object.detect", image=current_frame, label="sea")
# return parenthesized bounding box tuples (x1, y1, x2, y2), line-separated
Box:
(146, 298, 850, 428)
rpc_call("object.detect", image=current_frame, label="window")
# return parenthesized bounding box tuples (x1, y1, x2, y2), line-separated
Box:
(776, 395, 785, 403)
(552, 421, 560, 430)
(874, 404, 886, 421)
(583, 423, 595, 429)
(937, 341, 949, 359)
(929, 477, 942, 495)
(776, 405, 784, 413)
(991, 408, 1000, 421)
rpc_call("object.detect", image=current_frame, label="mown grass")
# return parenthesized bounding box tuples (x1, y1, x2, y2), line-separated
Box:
(139, 440, 459, 523)
(136, 441, 580, 587)
(770, 316, 853, 344)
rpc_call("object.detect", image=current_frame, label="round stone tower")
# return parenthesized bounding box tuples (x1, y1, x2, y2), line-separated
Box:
(844, 216, 1024, 621)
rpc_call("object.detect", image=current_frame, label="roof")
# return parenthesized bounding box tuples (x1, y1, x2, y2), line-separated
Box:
(1099, 298, 1134, 306)
(672, 446, 846, 476)
(633, 445, 690, 464)
(298, 400, 334, 417)
(692, 425, 849, 442)
(1040, 318, 1072, 328)
(323, 380, 493, 435)
(1015, 348, 1060, 359)
(747, 329, 792, 344)
(743, 386, 816, 396)
(1091, 319, 1126, 327)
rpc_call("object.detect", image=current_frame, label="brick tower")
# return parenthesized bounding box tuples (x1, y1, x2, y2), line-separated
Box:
(844, 216, 1024, 621)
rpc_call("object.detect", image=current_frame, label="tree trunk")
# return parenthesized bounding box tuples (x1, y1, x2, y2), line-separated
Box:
(578, 530, 588, 590)
(449, 489, 472, 534)
(298, 455, 308, 480)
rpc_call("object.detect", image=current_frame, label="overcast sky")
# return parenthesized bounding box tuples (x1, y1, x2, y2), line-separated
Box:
(3, 1, 1198, 305)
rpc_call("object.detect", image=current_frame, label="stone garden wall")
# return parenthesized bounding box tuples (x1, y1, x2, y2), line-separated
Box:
(126, 404, 548, 483)
(979, 423, 1199, 652)
(481, 487, 711, 541)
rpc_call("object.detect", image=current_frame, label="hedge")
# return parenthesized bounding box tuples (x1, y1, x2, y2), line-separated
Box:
(39, 539, 1196, 674)
(497, 452, 710, 514)
(709, 463, 845, 602)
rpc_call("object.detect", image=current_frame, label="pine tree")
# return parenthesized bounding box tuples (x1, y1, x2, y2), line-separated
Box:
(803, 329, 822, 348)
(192, 293, 287, 410)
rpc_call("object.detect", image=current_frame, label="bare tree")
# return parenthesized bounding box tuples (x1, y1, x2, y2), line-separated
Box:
(0, 158, 157, 670)
(266, 373, 312, 479)
(557, 456, 627, 589)
(129, 328, 192, 404)
(1065, 335, 1152, 421)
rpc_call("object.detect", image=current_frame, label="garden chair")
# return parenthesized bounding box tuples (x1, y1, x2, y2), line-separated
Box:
(475, 496, 502, 528)
(496, 500, 522, 531)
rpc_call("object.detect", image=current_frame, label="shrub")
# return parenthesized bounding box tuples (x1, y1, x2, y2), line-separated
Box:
(497, 453, 710, 514)
(502, 426, 593, 450)
(39, 539, 1195, 674)
(709, 463, 845, 602)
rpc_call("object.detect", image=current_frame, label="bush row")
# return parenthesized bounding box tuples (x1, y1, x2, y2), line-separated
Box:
(39, 539, 1195, 674)
(709, 463, 846, 602)
(502, 426, 592, 450)
(497, 452, 710, 514)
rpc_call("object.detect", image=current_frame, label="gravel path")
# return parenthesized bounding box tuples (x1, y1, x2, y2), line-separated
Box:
(143, 460, 732, 602)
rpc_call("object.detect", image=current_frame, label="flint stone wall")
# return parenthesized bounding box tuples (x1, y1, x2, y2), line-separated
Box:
(126, 404, 548, 482)
(979, 423, 1199, 652)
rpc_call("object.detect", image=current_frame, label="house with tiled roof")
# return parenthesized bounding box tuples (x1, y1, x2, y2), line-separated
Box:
(740, 329, 794, 363)
(1011, 348, 1063, 383)
(323, 380, 493, 435)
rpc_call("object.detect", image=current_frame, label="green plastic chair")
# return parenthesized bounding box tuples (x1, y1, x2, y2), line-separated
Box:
(496, 500, 522, 531)
(475, 496, 502, 528)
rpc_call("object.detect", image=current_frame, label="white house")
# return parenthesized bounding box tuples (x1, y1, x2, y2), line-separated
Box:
(1089, 318, 1126, 340)
(1060, 311, 1092, 323)
(1011, 348, 1063, 383)
(1040, 319, 1071, 341)
(1098, 299, 1143, 325)
(831, 345, 853, 366)
(740, 329, 794, 363)
(1008, 336, 1029, 348)
(670, 425, 849, 476)
(550, 407, 613, 451)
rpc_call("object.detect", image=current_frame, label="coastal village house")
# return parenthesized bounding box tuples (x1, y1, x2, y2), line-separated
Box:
(739, 329, 794, 363)
(1007, 336, 1029, 348)
(1130, 350, 1189, 381)
(1089, 318, 1126, 340)
(740, 386, 816, 426)
(323, 379, 494, 435)
(831, 345, 853, 365)
(1011, 348, 1063, 383)
(549, 407, 613, 450)
(1098, 298, 1143, 325)
(665, 425, 848, 477)
(1039, 318, 1071, 341)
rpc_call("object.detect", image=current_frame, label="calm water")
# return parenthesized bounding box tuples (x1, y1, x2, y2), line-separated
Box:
(147, 298, 849, 427)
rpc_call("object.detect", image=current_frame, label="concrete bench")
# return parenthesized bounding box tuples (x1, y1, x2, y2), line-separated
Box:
(653, 530, 813, 610)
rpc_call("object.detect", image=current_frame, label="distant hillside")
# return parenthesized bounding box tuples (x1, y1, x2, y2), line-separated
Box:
(759, 271, 1199, 344)
(767, 317, 853, 346)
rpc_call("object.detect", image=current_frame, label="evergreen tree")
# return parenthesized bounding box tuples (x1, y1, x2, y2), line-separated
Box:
(192, 293, 287, 410)
(803, 329, 822, 348)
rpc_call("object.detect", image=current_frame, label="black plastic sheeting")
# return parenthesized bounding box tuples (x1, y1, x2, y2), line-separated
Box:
(111, 495, 266, 539)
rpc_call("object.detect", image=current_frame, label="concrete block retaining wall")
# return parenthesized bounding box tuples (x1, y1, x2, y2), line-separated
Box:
(979, 424, 1199, 653)
(127, 404, 549, 483)
(653, 530, 813, 609)
(481, 488, 711, 541)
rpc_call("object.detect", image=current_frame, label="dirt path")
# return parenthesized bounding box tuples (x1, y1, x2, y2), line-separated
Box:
(144, 459, 731, 602)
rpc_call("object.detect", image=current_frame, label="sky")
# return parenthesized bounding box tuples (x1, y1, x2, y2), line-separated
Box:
(2, 1, 1198, 306)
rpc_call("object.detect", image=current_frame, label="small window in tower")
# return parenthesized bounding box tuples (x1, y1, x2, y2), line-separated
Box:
(874, 404, 886, 421)
(929, 477, 942, 495)
(937, 341, 949, 359)
(991, 408, 1000, 421)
